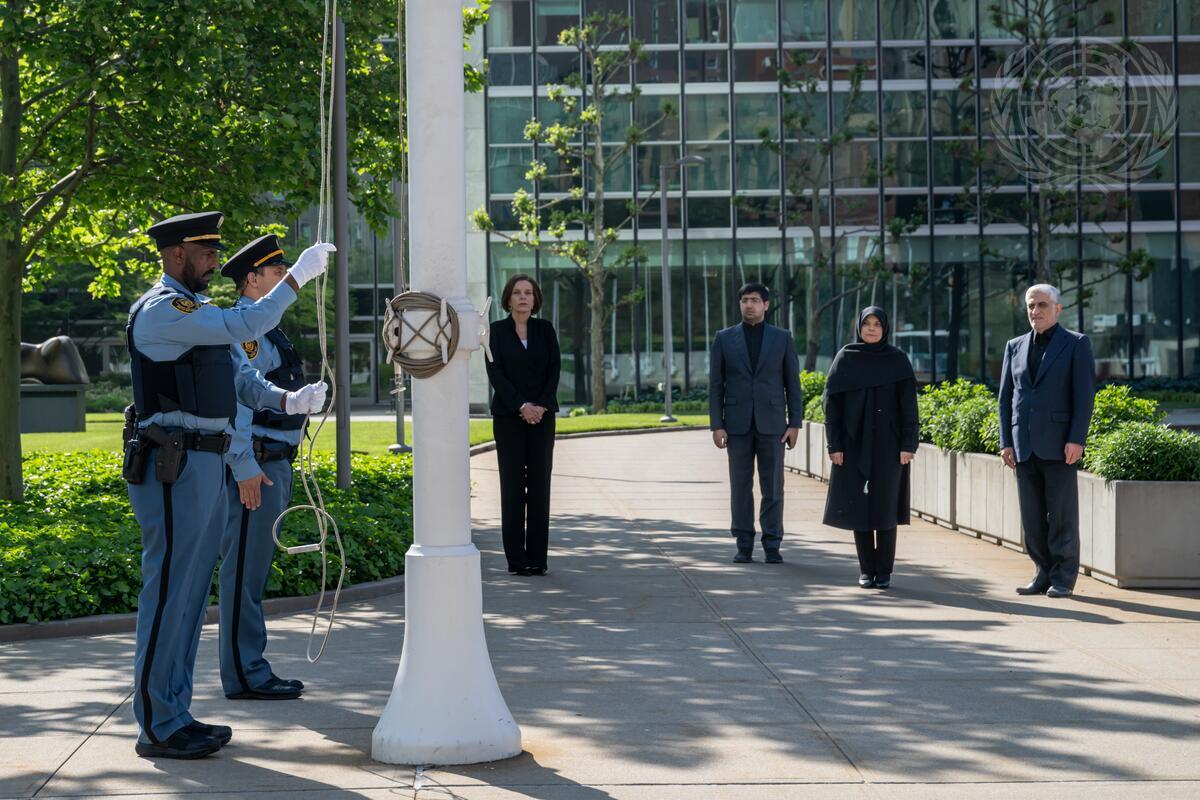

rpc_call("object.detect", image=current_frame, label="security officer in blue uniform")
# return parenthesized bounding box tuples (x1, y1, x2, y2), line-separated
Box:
(216, 234, 321, 702)
(124, 211, 335, 759)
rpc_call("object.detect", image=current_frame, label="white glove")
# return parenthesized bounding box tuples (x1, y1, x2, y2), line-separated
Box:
(285, 381, 328, 415)
(287, 242, 336, 288)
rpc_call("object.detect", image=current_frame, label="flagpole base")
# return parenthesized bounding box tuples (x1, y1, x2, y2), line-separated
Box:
(371, 543, 522, 765)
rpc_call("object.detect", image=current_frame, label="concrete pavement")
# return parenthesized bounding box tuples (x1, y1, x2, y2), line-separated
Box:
(3, 429, 1200, 798)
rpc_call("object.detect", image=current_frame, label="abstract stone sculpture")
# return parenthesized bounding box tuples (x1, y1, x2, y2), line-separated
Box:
(20, 336, 90, 385)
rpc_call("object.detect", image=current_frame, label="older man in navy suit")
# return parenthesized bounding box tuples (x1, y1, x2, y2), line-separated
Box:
(999, 283, 1095, 598)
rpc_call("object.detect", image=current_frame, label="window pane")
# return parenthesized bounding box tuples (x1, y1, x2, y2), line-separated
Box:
(686, 0, 728, 43)
(685, 50, 729, 82)
(536, 0, 579, 46)
(600, 96, 632, 142)
(931, 89, 974, 136)
(636, 50, 681, 83)
(930, 0, 975, 39)
(489, 146, 533, 193)
(487, 0, 532, 48)
(684, 143, 731, 190)
(881, 0, 925, 40)
(488, 97, 534, 144)
(735, 93, 779, 139)
(536, 51, 581, 84)
(783, 91, 828, 136)
(783, 0, 826, 41)
(881, 47, 927, 80)
(883, 90, 927, 137)
(636, 94, 680, 141)
(688, 196, 733, 227)
(734, 49, 782, 82)
(685, 94, 731, 141)
(830, 0, 877, 40)
(601, 147, 633, 193)
(735, 143, 779, 190)
(833, 91, 878, 137)
(637, 144, 684, 191)
(635, 0, 679, 44)
(732, 0, 778, 43)
(488, 53, 533, 86)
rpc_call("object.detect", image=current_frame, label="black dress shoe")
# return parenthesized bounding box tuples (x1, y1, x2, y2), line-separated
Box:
(272, 674, 304, 691)
(528, 566, 548, 576)
(764, 549, 783, 564)
(1016, 579, 1050, 596)
(1046, 585, 1073, 598)
(874, 574, 891, 589)
(858, 574, 875, 589)
(185, 720, 232, 746)
(226, 675, 303, 701)
(511, 567, 533, 576)
(135, 727, 222, 759)
(732, 549, 753, 563)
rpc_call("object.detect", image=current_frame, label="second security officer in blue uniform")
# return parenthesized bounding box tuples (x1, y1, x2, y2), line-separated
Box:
(217, 234, 319, 701)
(125, 211, 335, 759)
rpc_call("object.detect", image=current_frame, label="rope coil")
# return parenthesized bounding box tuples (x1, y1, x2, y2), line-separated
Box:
(382, 291, 461, 379)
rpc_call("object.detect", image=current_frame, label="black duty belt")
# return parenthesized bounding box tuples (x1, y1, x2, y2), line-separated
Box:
(179, 431, 232, 454)
(253, 437, 299, 463)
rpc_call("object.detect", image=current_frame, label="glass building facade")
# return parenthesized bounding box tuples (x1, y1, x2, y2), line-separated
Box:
(483, 0, 1200, 403)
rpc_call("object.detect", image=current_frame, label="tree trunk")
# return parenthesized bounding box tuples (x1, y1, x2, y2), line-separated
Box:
(588, 270, 607, 412)
(0, 35, 24, 501)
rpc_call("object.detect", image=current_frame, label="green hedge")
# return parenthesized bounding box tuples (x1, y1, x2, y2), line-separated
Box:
(803, 394, 825, 423)
(0, 451, 412, 625)
(1086, 422, 1200, 481)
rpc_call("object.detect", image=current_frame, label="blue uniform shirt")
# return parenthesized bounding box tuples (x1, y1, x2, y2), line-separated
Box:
(130, 273, 295, 480)
(233, 296, 308, 448)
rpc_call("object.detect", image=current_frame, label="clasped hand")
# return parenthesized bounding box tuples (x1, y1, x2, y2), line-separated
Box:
(520, 403, 545, 424)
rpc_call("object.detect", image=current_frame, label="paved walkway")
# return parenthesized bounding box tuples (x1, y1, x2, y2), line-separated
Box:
(3, 430, 1200, 798)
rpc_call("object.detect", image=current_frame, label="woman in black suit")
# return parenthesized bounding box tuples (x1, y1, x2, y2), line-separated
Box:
(822, 307, 919, 590)
(485, 274, 561, 576)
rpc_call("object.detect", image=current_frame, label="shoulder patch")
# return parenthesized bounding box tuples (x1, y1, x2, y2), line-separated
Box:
(170, 297, 200, 314)
(241, 340, 260, 359)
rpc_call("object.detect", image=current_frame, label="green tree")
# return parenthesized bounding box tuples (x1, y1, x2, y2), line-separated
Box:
(471, 12, 672, 413)
(758, 51, 893, 370)
(0, 0, 417, 500)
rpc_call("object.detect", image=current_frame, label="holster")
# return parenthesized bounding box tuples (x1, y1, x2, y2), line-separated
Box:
(143, 424, 185, 485)
(122, 436, 150, 484)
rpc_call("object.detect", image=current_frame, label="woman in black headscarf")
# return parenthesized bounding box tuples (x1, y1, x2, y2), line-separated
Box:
(822, 307, 919, 589)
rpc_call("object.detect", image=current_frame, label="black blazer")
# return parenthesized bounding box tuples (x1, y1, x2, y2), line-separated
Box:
(486, 316, 561, 416)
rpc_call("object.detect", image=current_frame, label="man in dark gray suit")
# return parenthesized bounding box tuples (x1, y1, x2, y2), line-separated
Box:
(709, 283, 804, 564)
(999, 283, 1095, 598)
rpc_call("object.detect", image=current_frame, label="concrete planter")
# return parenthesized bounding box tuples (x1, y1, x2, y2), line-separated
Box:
(805, 421, 828, 481)
(784, 422, 809, 475)
(1077, 472, 1200, 589)
(909, 442, 956, 527)
(953, 452, 1023, 550)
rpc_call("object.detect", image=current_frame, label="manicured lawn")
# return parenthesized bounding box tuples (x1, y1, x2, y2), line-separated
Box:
(22, 412, 708, 456)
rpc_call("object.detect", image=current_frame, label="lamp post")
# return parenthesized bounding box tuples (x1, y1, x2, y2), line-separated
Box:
(659, 154, 705, 423)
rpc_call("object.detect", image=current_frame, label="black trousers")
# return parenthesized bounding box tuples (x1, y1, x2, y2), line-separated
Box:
(854, 528, 897, 576)
(726, 426, 785, 548)
(1015, 455, 1080, 590)
(494, 414, 555, 571)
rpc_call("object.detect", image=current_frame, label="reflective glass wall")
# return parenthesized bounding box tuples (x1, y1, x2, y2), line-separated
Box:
(485, 0, 1200, 403)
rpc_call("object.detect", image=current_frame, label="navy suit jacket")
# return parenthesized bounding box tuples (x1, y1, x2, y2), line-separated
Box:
(998, 325, 1095, 463)
(708, 323, 804, 436)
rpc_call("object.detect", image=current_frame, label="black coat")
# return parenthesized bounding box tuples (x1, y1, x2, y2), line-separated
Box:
(822, 378, 920, 531)
(486, 316, 561, 417)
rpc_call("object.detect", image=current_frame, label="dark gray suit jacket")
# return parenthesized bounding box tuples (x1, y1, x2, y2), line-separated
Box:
(999, 325, 1095, 463)
(709, 322, 804, 436)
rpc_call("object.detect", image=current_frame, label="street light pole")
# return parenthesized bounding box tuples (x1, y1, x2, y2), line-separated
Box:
(333, 15, 351, 489)
(658, 155, 705, 424)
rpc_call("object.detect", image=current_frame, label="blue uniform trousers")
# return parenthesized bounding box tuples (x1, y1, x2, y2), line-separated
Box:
(128, 449, 227, 744)
(218, 457, 294, 695)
